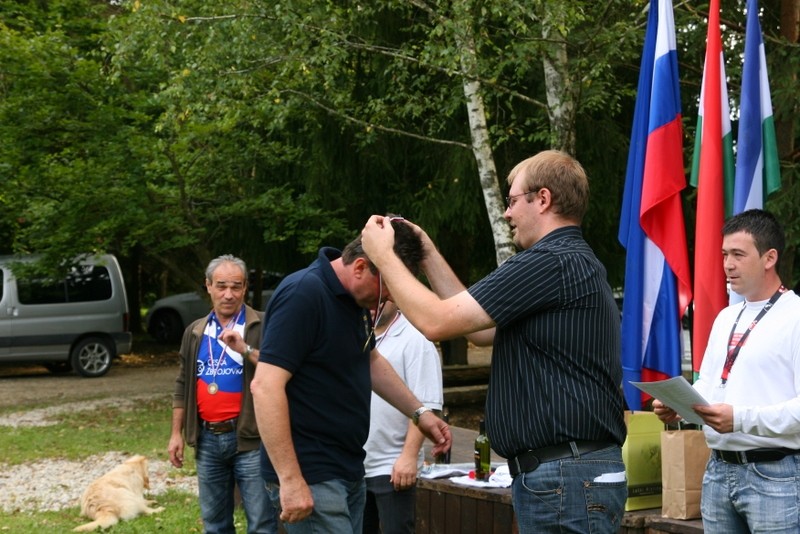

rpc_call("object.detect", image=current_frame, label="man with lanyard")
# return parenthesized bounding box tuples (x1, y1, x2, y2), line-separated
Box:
(169, 254, 277, 534)
(654, 209, 800, 533)
(251, 223, 451, 533)
(361, 151, 627, 533)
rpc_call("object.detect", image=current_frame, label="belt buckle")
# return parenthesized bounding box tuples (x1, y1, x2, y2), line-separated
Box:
(736, 451, 748, 464)
(205, 420, 232, 434)
(511, 452, 540, 476)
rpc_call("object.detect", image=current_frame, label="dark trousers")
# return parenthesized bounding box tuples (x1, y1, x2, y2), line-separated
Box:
(363, 475, 416, 534)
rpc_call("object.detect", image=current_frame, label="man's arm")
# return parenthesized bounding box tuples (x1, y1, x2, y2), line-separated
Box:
(369, 350, 451, 457)
(391, 422, 426, 490)
(390, 332, 439, 490)
(415, 226, 496, 346)
(361, 216, 494, 342)
(168, 407, 185, 468)
(251, 362, 314, 524)
(169, 336, 191, 468)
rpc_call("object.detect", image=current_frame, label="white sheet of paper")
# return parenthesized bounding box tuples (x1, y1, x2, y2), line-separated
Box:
(629, 376, 709, 425)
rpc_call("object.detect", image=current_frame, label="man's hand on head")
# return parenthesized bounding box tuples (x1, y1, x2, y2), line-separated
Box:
(361, 215, 397, 264)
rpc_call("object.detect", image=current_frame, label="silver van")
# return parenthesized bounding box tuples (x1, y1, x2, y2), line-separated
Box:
(0, 254, 132, 377)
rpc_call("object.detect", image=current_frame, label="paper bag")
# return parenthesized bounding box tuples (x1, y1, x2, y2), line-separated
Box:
(621, 411, 663, 511)
(661, 429, 710, 519)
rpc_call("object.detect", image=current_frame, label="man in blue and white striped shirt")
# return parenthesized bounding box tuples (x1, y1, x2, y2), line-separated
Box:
(362, 150, 627, 534)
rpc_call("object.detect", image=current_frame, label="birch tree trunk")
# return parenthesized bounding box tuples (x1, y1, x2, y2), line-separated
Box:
(456, 27, 516, 266)
(541, 17, 577, 155)
(412, 0, 515, 266)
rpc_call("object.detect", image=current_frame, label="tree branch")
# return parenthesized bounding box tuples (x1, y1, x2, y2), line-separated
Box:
(281, 90, 471, 149)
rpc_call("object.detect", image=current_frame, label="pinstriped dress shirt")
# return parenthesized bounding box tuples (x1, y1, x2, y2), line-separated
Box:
(469, 226, 626, 459)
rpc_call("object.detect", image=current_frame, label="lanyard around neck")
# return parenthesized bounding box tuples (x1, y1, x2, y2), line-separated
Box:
(206, 306, 243, 377)
(721, 285, 786, 384)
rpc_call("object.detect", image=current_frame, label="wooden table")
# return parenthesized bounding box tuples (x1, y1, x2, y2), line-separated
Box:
(418, 425, 515, 533)
(417, 426, 705, 534)
(416, 476, 517, 534)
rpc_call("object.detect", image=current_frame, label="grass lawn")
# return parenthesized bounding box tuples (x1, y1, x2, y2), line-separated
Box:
(0, 395, 252, 532)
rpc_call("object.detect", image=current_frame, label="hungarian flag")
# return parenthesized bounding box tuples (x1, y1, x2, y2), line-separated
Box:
(734, 0, 780, 213)
(619, 0, 692, 410)
(690, 0, 734, 375)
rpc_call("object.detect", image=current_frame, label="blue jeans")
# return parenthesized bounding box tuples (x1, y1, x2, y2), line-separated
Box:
(511, 445, 626, 534)
(701, 454, 800, 533)
(266, 478, 366, 534)
(363, 475, 415, 534)
(196, 428, 278, 534)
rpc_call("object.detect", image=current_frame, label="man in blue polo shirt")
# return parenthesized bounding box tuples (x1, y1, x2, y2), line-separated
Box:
(362, 151, 627, 534)
(250, 220, 451, 533)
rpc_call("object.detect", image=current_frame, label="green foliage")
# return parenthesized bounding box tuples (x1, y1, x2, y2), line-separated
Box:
(0, 397, 175, 465)
(1, 0, 798, 293)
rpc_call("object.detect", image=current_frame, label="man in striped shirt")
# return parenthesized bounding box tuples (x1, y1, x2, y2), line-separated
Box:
(362, 150, 627, 534)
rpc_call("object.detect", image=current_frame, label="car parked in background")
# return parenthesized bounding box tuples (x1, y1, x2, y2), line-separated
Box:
(145, 272, 282, 343)
(0, 254, 132, 377)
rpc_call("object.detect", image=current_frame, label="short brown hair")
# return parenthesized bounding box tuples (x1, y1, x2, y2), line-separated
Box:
(342, 216, 424, 276)
(723, 209, 785, 260)
(507, 150, 589, 223)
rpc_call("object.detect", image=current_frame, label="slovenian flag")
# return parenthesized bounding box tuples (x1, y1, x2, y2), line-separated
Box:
(734, 0, 780, 214)
(619, 0, 692, 410)
(690, 0, 734, 376)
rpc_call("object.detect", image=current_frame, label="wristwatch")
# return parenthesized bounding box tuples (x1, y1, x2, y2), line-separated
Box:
(412, 406, 432, 426)
(242, 345, 253, 358)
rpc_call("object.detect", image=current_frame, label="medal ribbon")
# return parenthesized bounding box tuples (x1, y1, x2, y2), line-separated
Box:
(206, 305, 244, 388)
(721, 285, 786, 384)
(375, 311, 401, 349)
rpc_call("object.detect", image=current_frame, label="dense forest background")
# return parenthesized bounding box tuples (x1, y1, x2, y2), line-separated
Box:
(1, 0, 798, 333)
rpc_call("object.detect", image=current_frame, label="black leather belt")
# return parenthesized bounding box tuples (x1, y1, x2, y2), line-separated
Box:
(508, 440, 616, 477)
(712, 448, 799, 464)
(202, 418, 237, 434)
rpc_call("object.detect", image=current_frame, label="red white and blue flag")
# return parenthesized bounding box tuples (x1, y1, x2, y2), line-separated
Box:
(619, 0, 692, 410)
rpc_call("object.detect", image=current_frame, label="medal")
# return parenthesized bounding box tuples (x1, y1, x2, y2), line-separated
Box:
(203, 306, 244, 396)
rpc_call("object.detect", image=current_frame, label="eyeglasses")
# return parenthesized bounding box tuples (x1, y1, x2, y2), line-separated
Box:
(505, 189, 539, 209)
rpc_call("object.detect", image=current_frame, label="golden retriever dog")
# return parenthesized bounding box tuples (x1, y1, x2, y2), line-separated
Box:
(73, 455, 164, 532)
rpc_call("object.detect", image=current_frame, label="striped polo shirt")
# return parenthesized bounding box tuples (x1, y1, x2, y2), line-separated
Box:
(469, 226, 626, 459)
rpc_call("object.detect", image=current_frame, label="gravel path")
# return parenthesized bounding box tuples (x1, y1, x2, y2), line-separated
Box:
(1, 451, 198, 513)
(0, 357, 199, 514)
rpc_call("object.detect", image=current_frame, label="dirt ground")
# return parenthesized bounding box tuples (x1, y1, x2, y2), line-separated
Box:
(0, 341, 182, 411)
(0, 340, 488, 430)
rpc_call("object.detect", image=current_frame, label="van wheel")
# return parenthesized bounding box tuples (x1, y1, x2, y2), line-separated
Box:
(149, 310, 184, 344)
(70, 337, 114, 377)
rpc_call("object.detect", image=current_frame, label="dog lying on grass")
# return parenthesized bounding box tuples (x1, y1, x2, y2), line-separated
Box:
(73, 455, 164, 532)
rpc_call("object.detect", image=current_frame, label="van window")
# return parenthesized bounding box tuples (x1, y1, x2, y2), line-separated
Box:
(17, 265, 113, 304)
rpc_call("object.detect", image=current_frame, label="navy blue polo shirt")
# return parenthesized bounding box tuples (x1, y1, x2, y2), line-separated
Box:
(258, 247, 374, 484)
